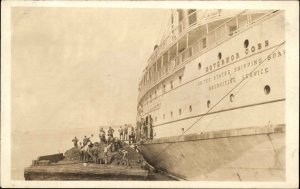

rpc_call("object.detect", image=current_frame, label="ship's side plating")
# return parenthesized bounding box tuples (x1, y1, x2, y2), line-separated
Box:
(137, 10, 285, 181)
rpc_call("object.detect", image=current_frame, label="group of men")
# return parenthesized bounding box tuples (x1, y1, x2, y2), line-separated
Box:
(117, 124, 136, 144)
(71, 126, 131, 165)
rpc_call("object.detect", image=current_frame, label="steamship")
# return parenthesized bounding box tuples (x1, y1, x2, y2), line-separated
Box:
(136, 9, 285, 181)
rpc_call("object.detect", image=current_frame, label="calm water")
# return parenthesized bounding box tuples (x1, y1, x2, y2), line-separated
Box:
(12, 126, 108, 180)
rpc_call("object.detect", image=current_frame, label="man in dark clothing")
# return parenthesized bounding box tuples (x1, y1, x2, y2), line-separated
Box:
(114, 137, 122, 150)
(83, 136, 88, 146)
(86, 142, 94, 163)
(118, 126, 124, 140)
(108, 126, 114, 137)
(120, 149, 129, 166)
(128, 126, 134, 145)
(124, 124, 128, 141)
(99, 128, 106, 144)
(143, 123, 148, 139)
(72, 136, 79, 147)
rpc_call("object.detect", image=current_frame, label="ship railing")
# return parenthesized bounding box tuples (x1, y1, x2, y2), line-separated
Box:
(139, 9, 275, 100)
(148, 10, 222, 64)
(171, 10, 221, 44)
(149, 9, 269, 64)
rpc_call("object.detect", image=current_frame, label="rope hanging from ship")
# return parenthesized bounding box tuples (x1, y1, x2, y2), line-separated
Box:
(149, 40, 286, 164)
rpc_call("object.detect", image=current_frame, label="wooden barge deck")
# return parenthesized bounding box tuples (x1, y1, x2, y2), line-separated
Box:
(24, 160, 148, 180)
(24, 141, 150, 180)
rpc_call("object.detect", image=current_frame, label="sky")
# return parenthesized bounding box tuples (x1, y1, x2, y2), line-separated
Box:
(11, 7, 171, 133)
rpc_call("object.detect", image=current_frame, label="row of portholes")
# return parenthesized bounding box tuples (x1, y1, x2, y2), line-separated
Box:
(161, 102, 209, 120)
(198, 40, 250, 70)
(162, 75, 184, 94)
(155, 85, 271, 122)
(148, 81, 270, 107)
(197, 39, 250, 72)
(197, 52, 222, 70)
(198, 53, 221, 70)
(228, 85, 271, 102)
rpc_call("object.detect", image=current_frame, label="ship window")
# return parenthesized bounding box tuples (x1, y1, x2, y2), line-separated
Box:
(218, 52, 222, 60)
(244, 39, 249, 48)
(170, 111, 173, 117)
(250, 13, 265, 23)
(179, 75, 182, 83)
(163, 114, 165, 119)
(163, 85, 166, 93)
(238, 14, 248, 29)
(230, 94, 234, 102)
(207, 100, 211, 108)
(188, 47, 193, 57)
(177, 9, 184, 22)
(170, 81, 173, 89)
(189, 105, 192, 112)
(179, 109, 182, 115)
(188, 9, 197, 25)
(198, 63, 201, 70)
(227, 18, 238, 36)
(202, 38, 207, 48)
(264, 85, 271, 95)
(155, 90, 157, 97)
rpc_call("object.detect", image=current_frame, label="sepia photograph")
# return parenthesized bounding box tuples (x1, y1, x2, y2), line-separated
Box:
(1, 1, 299, 188)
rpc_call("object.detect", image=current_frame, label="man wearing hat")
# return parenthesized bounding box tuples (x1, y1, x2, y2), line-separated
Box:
(107, 126, 114, 138)
(99, 127, 106, 144)
(72, 136, 79, 147)
(83, 136, 89, 146)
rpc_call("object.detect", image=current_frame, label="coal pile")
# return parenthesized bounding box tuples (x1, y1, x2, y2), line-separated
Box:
(120, 142, 142, 163)
(64, 146, 80, 160)
(63, 141, 144, 165)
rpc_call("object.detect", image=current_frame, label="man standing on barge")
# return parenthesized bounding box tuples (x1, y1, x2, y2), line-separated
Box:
(99, 128, 106, 144)
(108, 126, 115, 137)
(118, 126, 124, 140)
(72, 136, 79, 147)
(124, 124, 128, 141)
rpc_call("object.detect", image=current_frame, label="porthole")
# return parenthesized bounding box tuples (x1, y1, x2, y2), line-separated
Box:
(264, 85, 271, 95)
(244, 39, 249, 48)
(179, 75, 182, 83)
(179, 109, 182, 115)
(207, 100, 211, 108)
(218, 52, 222, 60)
(198, 63, 201, 70)
(189, 105, 192, 112)
(230, 94, 234, 102)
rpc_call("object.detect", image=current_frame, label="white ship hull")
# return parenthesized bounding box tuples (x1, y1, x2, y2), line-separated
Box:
(137, 10, 285, 181)
(140, 125, 285, 181)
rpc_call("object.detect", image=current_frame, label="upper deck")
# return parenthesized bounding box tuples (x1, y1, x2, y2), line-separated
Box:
(138, 9, 275, 102)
